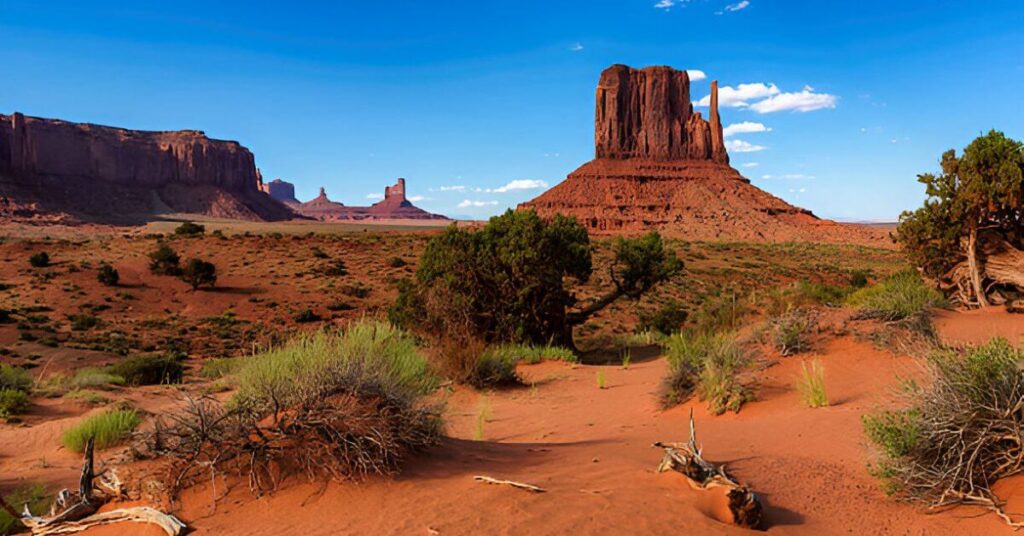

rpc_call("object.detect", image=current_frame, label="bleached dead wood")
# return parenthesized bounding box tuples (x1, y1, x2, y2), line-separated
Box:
(21, 507, 186, 536)
(654, 410, 763, 529)
(473, 475, 546, 493)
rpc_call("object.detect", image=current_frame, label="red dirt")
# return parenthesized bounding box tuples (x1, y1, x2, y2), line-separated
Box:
(933, 307, 1024, 346)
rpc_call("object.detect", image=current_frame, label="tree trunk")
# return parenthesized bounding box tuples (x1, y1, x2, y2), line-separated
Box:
(967, 225, 990, 308)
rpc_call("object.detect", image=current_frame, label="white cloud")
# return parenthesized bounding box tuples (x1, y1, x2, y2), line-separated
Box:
(408, 195, 428, 202)
(695, 83, 780, 108)
(489, 179, 549, 193)
(783, 174, 816, 180)
(725, 139, 765, 153)
(437, 185, 466, 192)
(740, 162, 759, 168)
(748, 86, 837, 113)
(654, 0, 675, 9)
(457, 200, 499, 208)
(722, 121, 772, 137)
(725, 1, 750, 12)
(687, 70, 706, 82)
(570, 42, 584, 52)
(365, 193, 384, 200)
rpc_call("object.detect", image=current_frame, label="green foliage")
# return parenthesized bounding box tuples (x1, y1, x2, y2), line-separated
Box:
(180, 258, 217, 290)
(0, 483, 50, 535)
(771, 310, 815, 356)
(388, 256, 407, 268)
(96, 263, 120, 286)
(68, 313, 100, 331)
(847, 269, 946, 321)
(897, 131, 1024, 283)
(173, 221, 206, 236)
(0, 388, 30, 417)
(470, 347, 521, 388)
(233, 321, 438, 413)
(311, 246, 330, 259)
(61, 409, 140, 452)
(662, 332, 751, 414)
(690, 291, 749, 334)
(638, 299, 688, 335)
(148, 243, 181, 275)
(596, 370, 606, 389)
(29, 251, 50, 268)
(0, 363, 32, 392)
(796, 360, 828, 408)
(200, 357, 243, 379)
(107, 354, 184, 386)
(69, 368, 125, 389)
(849, 269, 871, 288)
(293, 308, 321, 323)
(318, 259, 348, 276)
(392, 210, 680, 348)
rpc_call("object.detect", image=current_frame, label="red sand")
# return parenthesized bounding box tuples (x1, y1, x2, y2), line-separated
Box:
(933, 307, 1024, 346)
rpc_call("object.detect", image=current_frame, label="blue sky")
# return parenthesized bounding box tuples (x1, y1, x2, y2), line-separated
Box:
(2, 1, 1022, 221)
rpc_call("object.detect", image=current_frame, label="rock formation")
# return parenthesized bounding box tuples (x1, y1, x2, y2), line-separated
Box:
(521, 65, 884, 244)
(0, 112, 292, 222)
(293, 179, 449, 221)
(261, 178, 300, 205)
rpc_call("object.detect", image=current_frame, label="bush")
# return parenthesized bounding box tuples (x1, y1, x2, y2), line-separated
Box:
(388, 256, 407, 268)
(29, 252, 49, 268)
(796, 360, 828, 408)
(0, 363, 32, 392)
(662, 332, 751, 414)
(690, 291, 749, 334)
(319, 259, 348, 276)
(0, 483, 50, 535)
(199, 357, 242, 379)
(61, 409, 140, 452)
(469, 347, 521, 388)
(148, 244, 181, 275)
(69, 368, 125, 389)
(293, 309, 321, 323)
(639, 299, 689, 335)
(97, 263, 120, 286)
(68, 313, 101, 331)
(771, 310, 815, 356)
(850, 269, 871, 288)
(847, 269, 946, 321)
(180, 258, 217, 290)
(0, 388, 30, 416)
(863, 338, 1024, 512)
(107, 355, 184, 386)
(173, 221, 205, 236)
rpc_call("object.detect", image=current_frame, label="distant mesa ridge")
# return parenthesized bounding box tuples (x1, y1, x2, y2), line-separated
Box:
(520, 64, 883, 244)
(0, 112, 291, 222)
(268, 178, 448, 221)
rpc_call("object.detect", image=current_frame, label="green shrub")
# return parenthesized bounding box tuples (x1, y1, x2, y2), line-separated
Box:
(850, 269, 871, 288)
(319, 259, 348, 276)
(847, 269, 946, 321)
(311, 247, 330, 259)
(639, 299, 689, 335)
(796, 360, 828, 408)
(663, 332, 751, 414)
(69, 368, 125, 389)
(173, 221, 206, 236)
(341, 284, 371, 299)
(68, 313, 101, 331)
(61, 409, 140, 452)
(0, 483, 50, 535)
(97, 263, 120, 286)
(771, 310, 815, 356)
(388, 256, 408, 268)
(469, 347, 521, 388)
(863, 338, 1023, 506)
(148, 244, 181, 275)
(199, 357, 242, 379)
(180, 258, 217, 290)
(107, 355, 184, 386)
(293, 309, 321, 323)
(0, 363, 32, 392)
(29, 252, 50, 268)
(0, 388, 30, 416)
(690, 291, 749, 334)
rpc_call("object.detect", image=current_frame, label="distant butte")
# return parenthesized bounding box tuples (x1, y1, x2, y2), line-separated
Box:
(274, 178, 449, 221)
(520, 64, 883, 244)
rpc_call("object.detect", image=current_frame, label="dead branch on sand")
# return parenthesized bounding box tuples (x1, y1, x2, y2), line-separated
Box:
(654, 410, 763, 529)
(473, 476, 546, 493)
(3, 437, 186, 536)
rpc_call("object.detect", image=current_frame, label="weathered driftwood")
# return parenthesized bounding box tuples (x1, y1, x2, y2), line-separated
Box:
(473, 475, 546, 493)
(940, 236, 1024, 307)
(4, 437, 186, 536)
(654, 410, 763, 529)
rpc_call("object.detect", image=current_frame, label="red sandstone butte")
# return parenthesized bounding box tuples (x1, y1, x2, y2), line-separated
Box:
(521, 64, 885, 245)
(291, 178, 449, 221)
(0, 112, 291, 222)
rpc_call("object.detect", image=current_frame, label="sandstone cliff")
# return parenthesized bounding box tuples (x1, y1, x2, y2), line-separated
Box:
(293, 179, 449, 221)
(261, 178, 300, 205)
(0, 112, 292, 222)
(521, 65, 885, 245)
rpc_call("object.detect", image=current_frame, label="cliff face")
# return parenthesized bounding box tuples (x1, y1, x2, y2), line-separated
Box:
(0, 112, 292, 222)
(294, 179, 448, 221)
(261, 178, 300, 205)
(594, 65, 727, 164)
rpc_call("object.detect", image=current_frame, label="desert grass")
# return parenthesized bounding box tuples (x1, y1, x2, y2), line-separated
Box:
(797, 360, 828, 408)
(0, 483, 50, 534)
(61, 409, 140, 452)
(771, 309, 815, 356)
(663, 331, 752, 414)
(473, 397, 491, 441)
(847, 269, 946, 321)
(596, 370, 607, 389)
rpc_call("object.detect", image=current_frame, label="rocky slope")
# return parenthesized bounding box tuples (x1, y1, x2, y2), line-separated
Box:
(0, 112, 292, 222)
(521, 65, 885, 245)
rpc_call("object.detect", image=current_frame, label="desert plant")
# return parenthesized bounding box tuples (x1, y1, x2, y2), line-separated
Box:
(293, 308, 321, 323)
(0, 388, 30, 417)
(148, 243, 181, 275)
(621, 349, 632, 369)
(796, 360, 828, 408)
(96, 263, 120, 286)
(199, 357, 242, 379)
(663, 331, 751, 414)
(173, 221, 206, 236)
(473, 397, 491, 441)
(61, 408, 140, 452)
(847, 269, 946, 321)
(29, 252, 49, 268)
(690, 291, 749, 334)
(68, 313, 100, 331)
(180, 258, 217, 290)
(596, 370, 606, 389)
(69, 368, 125, 389)
(469, 346, 521, 388)
(107, 354, 184, 386)
(863, 338, 1024, 521)
(0, 483, 50, 535)
(0, 363, 32, 392)
(319, 259, 348, 276)
(771, 309, 815, 356)
(388, 256, 408, 268)
(638, 299, 689, 335)
(311, 246, 330, 259)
